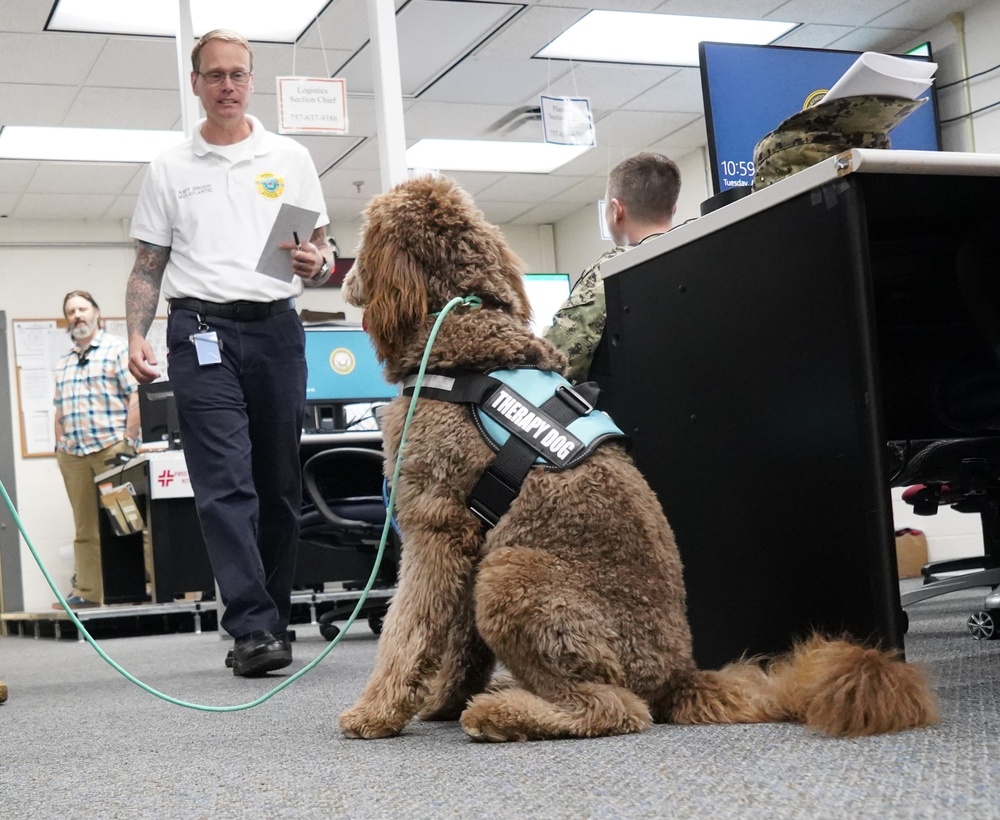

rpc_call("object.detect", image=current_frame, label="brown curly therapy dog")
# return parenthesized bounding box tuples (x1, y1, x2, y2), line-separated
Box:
(339, 175, 938, 742)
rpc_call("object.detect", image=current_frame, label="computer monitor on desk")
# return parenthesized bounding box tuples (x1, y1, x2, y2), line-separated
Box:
(138, 381, 181, 449)
(303, 326, 397, 433)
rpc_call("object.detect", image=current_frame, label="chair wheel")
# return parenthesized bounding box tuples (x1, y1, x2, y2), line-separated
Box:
(320, 622, 341, 641)
(368, 611, 385, 635)
(967, 610, 1000, 640)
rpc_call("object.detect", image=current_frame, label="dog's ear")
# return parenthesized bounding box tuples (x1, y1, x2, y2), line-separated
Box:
(363, 239, 428, 363)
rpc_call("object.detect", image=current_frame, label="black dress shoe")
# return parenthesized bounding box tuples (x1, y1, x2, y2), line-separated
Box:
(226, 630, 293, 670)
(230, 630, 292, 677)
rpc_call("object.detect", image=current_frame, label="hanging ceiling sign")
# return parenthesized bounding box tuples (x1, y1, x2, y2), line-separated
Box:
(276, 77, 349, 135)
(540, 95, 596, 147)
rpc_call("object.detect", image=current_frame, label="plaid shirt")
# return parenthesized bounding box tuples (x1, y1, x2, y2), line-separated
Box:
(53, 330, 137, 456)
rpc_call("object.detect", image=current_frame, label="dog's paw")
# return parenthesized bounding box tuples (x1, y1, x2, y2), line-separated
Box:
(459, 693, 532, 742)
(339, 702, 407, 739)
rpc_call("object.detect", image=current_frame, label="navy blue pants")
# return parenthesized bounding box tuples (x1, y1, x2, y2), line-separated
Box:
(166, 307, 306, 638)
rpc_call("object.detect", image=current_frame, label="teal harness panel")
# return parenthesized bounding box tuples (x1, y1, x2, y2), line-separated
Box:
(472, 368, 625, 470)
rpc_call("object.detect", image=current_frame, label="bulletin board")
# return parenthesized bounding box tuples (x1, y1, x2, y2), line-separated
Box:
(11, 317, 168, 458)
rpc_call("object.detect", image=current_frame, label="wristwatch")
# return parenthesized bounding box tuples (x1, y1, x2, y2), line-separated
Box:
(315, 258, 332, 280)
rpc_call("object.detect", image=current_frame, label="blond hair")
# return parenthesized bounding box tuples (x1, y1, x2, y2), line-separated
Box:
(191, 29, 253, 72)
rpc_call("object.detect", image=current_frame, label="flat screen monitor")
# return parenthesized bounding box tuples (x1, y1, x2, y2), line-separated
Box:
(699, 42, 942, 194)
(305, 326, 396, 402)
(138, 380, 181, 448)
(523, 272, 571, 336)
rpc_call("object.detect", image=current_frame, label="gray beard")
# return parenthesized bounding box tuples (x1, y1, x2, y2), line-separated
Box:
(70, 323, 94, 341)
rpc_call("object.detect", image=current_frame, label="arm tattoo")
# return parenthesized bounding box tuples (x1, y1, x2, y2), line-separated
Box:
(126, 240, 170, 339)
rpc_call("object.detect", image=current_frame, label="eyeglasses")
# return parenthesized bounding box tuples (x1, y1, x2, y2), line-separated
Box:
(197, 70, 252, 86)
(76, 350, 89, 367)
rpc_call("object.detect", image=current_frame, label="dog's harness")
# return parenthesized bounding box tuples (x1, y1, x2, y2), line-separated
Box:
(400, 367, 626, 528)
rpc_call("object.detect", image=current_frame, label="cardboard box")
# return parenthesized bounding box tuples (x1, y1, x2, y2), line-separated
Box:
(895, 528, 928, 579)
(99, 484, 145, 536)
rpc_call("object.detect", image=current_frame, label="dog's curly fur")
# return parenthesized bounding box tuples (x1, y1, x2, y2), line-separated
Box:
(339, 175, 939, 742)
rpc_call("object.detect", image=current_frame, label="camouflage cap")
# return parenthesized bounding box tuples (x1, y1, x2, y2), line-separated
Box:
(752, 95, 928, 191)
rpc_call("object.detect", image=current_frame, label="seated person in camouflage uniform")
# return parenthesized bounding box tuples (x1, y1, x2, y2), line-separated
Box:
(544, 153, 680, 391)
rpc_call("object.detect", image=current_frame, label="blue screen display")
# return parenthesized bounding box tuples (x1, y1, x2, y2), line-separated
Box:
(699, 42, 942, 193)
(304, 327, 397, 402)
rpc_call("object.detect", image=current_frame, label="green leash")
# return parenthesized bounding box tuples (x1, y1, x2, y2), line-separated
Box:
(0, 295, 478, 711)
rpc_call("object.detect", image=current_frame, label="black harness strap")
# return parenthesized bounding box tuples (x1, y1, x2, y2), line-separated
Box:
(401, 371, 601, 528)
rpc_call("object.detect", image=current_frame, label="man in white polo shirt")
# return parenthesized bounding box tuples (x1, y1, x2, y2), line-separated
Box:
(125, 29, 335, 677)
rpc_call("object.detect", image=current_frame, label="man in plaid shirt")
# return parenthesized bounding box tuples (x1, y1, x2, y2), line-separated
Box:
(53, 291, 140, 608)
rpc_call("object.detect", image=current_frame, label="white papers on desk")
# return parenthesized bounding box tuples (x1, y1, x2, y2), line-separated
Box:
(824, 52, 937, 104)
(255, 202, 321, 281)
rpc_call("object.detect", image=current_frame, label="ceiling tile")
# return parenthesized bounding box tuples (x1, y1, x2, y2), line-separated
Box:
(827, 26, 920, 52)
(0, 83, 79, 125)
(403, 102, 521, 139)
(103, 194, 139, 221)
(871, 0, 972, 30)
(338, 0, 520, 96)
(460, 199, 534, 224)
(14, 192, 117, 219)
(625, 69, 702, 114)
(85, 37, 180, 90)
(771, 0, 906, 26)
(0, 32, 106, 85)
(62, 87, 181, 129)
(774, 23, 858, 49)
(475, 6, 588, 59)
(650, 117, 709, 153)
(509, 199, 584, 225)
(0, 193, 19, 216)
(0, 161, 38, 193)
(0, 1, 52, 33)
(532, 62, 678, 115)
(472, 171, 586, 202)
(418, 56, 560, 107)
(593, 109, 699, 148)
(26, 163, 140, 195)
(662, 0, 790, 18)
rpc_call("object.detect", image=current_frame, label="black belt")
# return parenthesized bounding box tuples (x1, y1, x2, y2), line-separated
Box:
(169, 297, 295, 321)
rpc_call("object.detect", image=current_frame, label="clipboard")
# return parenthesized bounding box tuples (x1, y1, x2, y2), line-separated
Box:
(255, 202, 321, 281)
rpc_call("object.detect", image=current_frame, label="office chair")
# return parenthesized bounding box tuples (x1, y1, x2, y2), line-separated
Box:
(891, 439, 1000, 633)
(891, 211, 1000, 638)
(299, 447, 398, 639)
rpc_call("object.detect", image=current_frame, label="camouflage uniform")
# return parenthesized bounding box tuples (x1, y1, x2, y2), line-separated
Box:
(544, 234, 662, 383)
(752, 95, 927, 190)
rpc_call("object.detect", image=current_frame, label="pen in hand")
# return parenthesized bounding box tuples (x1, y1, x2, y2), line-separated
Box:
(293, 231, 300, 248)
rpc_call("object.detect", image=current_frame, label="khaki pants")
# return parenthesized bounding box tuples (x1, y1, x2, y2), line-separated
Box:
(56, 440, 151, 603)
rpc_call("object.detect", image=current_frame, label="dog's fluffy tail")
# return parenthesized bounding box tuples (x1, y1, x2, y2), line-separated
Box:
(660, 634, 939, 737)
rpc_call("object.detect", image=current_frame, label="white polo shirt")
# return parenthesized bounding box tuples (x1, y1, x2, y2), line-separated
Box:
(131, 115, 330, 303)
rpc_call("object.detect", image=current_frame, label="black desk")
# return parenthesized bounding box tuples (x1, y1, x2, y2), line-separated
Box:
(601, 149, 1000, 669)
(95, 431, 384, 604)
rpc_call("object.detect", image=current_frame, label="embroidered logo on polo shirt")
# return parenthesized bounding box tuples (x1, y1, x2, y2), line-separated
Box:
(255, 172, 285, 198)
(177, 184, 213, 199)
(330, 348, 355, 375)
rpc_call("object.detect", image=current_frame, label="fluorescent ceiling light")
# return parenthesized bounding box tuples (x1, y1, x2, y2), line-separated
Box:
(536, 11, 798, 67)
(0, 126, 185, 163)
(47, 0, 328, 43)
(406, 139, 590, 173)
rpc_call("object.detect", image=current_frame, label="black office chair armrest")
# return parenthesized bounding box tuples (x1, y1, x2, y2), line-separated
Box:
(302, 447, 387, 531)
